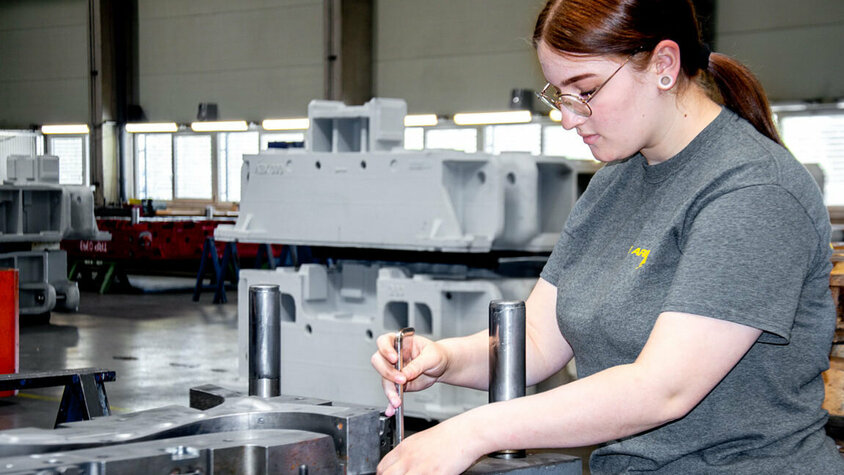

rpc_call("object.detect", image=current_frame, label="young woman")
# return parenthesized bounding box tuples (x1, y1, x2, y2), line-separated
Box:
(372, 1, 844, 473)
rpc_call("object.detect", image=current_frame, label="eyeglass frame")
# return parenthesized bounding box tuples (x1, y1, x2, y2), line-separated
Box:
(536, 54, 635, 118)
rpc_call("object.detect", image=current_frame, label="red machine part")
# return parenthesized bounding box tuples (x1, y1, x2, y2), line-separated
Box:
(62, 218, 275, 261)
(0, 269, 19, 397)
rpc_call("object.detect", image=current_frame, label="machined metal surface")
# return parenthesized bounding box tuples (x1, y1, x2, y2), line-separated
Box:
(489, 300, 526, 404)
(249, 284, 281, 398)
(393, 327, 414, 446)
(0, 429, 341, 474)
(466, 452, 581, 474)
(489, 300, 527, 459)
(0, 391, 386, 474)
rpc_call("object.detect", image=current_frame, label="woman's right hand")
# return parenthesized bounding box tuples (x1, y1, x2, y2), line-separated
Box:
(370, 332, 448, 416)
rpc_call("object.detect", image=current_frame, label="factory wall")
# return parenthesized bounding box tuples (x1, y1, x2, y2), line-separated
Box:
(715, 0, 844, 102)
(373, 0, 545, 115)
(1, 0, 843, 127)
(0, 0, 89, 128)
(137, 0, 323, 122)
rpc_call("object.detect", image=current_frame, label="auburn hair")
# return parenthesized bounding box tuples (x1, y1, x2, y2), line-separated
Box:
(533, 0, 782, 145)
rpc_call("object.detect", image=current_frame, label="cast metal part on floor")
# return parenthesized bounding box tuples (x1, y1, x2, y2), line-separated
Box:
(0, 155, 110, 318)
(0, 388, 387, 474)
(0, 368, 115, 428)
(0, 384, 581, 474)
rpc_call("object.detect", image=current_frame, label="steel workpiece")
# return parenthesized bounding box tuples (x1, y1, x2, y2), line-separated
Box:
(489, 299, 527, 459)
(249, 284, 282, 398)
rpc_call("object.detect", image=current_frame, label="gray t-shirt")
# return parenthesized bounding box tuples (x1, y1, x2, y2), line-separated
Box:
(541, 108, 844, 473)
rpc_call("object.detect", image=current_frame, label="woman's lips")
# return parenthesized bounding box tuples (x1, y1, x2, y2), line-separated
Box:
(581, 133, 599, 145)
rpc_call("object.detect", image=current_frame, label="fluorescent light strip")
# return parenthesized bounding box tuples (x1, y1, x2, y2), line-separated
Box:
(452, 110, 532, 126)
(404, 114, 438, 127)
(190, 120, 249, 132)
(549, 110, 562, 122)
(41, 124, 90, 135)
(125, 122, 178, 133)
(262, 118, 309, 131)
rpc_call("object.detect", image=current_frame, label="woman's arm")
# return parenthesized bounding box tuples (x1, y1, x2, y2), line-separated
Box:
(378, 311, 762, 474)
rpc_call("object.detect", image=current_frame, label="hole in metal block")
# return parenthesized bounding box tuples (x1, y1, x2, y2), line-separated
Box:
(414, 303, 433, 334)
(280, 293, 296, 322)
(384, 301, 409, 330)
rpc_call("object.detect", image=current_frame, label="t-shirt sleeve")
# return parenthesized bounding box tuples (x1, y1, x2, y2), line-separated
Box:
(662, 185, 818, 344)
(540, 230, 569, 286)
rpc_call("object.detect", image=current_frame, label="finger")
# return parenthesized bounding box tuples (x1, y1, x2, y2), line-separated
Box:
(382, 372, 402, 408)
(376, 333, 398, 364)
(401, 346, 441, 382)
(370, 352, 407, 384)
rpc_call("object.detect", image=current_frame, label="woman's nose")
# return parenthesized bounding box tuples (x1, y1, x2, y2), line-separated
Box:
(559, 108, 588, 130)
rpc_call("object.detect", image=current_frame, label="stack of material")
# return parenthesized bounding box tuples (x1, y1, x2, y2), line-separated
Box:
(824, 243, 844, 448)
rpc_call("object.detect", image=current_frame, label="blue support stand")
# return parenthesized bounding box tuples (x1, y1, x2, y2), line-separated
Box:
(193, 237, 239, 304)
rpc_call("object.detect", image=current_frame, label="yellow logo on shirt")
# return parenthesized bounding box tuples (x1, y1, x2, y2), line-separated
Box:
(628, 246, 650, 269)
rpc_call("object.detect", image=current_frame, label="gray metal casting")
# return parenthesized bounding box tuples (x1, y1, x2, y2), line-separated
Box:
(0, 155, 110, 317)
(0, 250, 79, 315)
(215, 98, 599, 253)
(238, 264, 537, 421)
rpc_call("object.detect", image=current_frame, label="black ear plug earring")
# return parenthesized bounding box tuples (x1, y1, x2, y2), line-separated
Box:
(660, 76, 673, 87)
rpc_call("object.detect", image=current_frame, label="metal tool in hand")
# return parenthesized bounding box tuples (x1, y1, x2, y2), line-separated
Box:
(393, 327, 415, 446)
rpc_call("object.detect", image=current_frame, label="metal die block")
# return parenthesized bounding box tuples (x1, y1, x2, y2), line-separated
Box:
(217, 151, 598, 253)
(238, 265, 535, 420)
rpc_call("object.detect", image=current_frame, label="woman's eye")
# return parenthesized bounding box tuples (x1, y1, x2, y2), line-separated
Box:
(579, 89, 596, 99)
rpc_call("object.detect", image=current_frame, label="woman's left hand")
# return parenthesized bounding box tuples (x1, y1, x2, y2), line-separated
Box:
(377, 417, 486, 474)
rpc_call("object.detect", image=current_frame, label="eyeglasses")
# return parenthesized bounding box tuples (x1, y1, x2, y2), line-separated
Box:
(536, 55, 634, 118)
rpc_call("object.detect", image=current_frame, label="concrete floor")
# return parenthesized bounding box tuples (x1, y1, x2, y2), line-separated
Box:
(0, 282, 242, 430)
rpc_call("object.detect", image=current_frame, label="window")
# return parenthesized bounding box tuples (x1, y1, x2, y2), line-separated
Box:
(47, 136, 87, 185)
(218, 131, 259, 202)
(484, 123, 542, 155)
(426, 128, 478, 153)
(174, 135, 212, 199)
(404, 128, 424, 151)
(542, 125, 594, 160)
(779, 111, 844, 207)
(136, 134, 173, 200)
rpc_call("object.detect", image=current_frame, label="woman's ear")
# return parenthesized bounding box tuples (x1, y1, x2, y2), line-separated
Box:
(651, 39, 682, 90)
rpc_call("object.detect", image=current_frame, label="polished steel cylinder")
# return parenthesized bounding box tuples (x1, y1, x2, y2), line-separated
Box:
(248, 284, 281, 398)
(489, 299, 526, 459)
(394, 327, 414, 447)
(130, 207, 140, 225)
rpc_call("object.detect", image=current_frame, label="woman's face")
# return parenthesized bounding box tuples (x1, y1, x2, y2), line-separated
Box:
(537, 41, 662, 163)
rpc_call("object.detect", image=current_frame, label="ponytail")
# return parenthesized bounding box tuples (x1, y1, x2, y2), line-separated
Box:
(705, 53, 783, 146)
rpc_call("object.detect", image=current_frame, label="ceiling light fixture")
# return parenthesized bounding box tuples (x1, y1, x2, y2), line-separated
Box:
(262, 118, 310, 131)
(190, 120, 249, 132)
(125, 122, 179, 133)
(41, 124, 90, 135)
